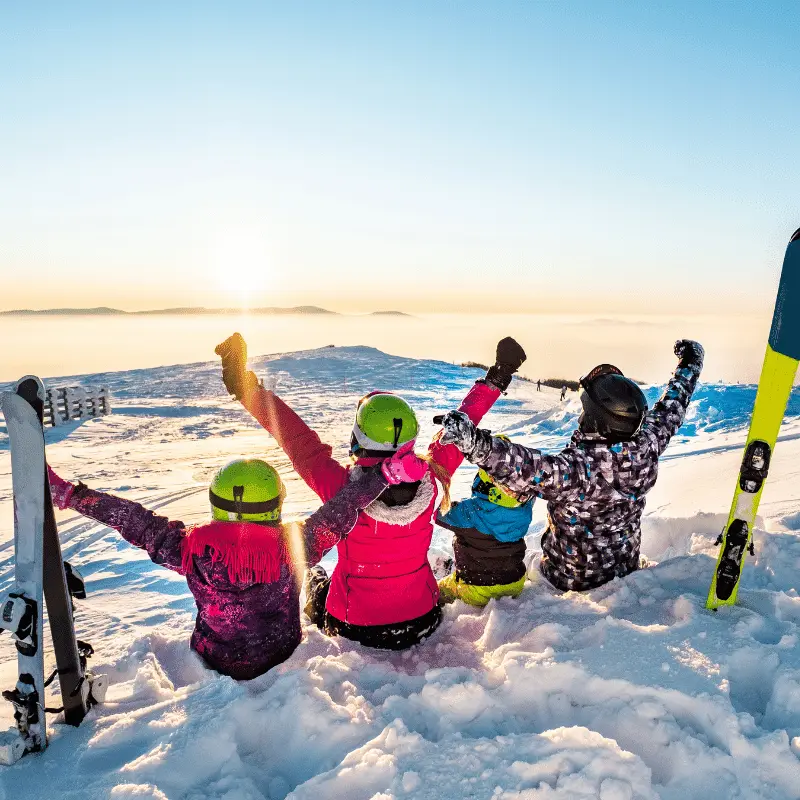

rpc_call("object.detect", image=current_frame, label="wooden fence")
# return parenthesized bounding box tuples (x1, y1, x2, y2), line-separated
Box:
(44, 386, 112, 427)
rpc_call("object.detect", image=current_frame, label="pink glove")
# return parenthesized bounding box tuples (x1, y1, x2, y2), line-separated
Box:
(381, 442, 429, 485)
(48, 466, 76, 510)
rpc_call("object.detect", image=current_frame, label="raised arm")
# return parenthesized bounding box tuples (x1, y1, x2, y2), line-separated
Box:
(635, 339, 704, 456)
(429, 381, 501, 477)
(49, 467, 186, 573)
(429, 337, 526, 477)
(436, 418, 586, 502)
(242, 387, 348, 501)
(215, 333, 348, 501)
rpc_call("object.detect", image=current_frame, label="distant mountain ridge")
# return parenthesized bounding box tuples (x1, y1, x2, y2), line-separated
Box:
(369, 310, 414, 317)
(0, 305, 339, 316)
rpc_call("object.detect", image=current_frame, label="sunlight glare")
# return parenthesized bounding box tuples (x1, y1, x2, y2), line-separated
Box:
(209, 227, 276, 309)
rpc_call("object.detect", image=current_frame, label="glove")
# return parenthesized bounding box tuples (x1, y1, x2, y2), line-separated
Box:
(436, 410, 478, 454)
(215, 333, 259, 399)
(674, 339, 704, 369)
(381, 441, 429, 485)
(484, 337, 527, 392)
(48, 466, 76, 510)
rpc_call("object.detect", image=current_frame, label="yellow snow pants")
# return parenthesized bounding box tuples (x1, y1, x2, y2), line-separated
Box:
(438, 573, 526, 607)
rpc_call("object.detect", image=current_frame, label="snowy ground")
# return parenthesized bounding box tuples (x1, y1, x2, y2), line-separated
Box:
(1, 346, 800, 799)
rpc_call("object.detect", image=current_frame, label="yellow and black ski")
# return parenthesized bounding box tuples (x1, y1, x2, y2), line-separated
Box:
(707, 227, 800, 609)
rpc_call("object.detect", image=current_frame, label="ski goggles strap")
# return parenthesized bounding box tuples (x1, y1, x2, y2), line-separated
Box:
(472, 474, 496, 498)
(579, 363, 624, 390)
(209, 488, 284, 515)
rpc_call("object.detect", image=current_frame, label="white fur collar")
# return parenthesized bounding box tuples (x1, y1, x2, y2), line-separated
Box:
(349, 466, 435, 526)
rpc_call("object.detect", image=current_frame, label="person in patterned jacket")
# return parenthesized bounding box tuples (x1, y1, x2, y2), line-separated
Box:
(46, 446, 426, 680)
(436, 340, 704, 592)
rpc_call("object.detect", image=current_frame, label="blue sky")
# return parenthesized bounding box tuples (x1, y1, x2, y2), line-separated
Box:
(1, 1, 798, 312)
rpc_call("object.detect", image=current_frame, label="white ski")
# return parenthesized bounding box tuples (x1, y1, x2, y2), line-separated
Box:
(0, 385, 48, 764)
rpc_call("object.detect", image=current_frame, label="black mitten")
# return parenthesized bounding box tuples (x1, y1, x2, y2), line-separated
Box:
(215, 333, 258, 399)
(485, 337, 527, 392)
(674, 339, 704, 370)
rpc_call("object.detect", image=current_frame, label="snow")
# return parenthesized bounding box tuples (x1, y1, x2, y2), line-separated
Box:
(1, 345, 800, 799)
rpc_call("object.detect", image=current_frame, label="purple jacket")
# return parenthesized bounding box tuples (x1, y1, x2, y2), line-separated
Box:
(65, 471, 390, 680)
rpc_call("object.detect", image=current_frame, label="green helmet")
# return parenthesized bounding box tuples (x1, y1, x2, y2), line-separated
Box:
(350, 391, 419, 457)
(209, 459, 285, 523)
(471, 436, 522, 508)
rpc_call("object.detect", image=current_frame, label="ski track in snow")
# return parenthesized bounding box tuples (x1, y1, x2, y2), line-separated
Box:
(0, 345, 799, 799)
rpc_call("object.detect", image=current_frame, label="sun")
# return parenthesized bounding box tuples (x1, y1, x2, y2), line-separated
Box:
(209, 226, 276, 308)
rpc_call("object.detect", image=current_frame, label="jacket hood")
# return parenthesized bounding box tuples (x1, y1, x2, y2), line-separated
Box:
(350, 466, 436, 525)
(439, 495, 533, 543)
(181, 520, 290, 585)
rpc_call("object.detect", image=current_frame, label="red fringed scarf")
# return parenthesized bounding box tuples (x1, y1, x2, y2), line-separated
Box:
(181, 520, 290, 584)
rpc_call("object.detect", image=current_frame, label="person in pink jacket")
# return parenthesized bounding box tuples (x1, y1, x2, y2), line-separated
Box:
(215, 334, 527, 650)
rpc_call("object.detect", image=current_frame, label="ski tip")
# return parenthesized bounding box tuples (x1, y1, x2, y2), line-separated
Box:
(791, 227, 800, 244)
(13, 376, 45, 404)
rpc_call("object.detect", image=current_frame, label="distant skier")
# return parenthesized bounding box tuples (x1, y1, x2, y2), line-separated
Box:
(436, 340, 704, 591)
(216, 333, 526, 649)
(537, 380, 541, 392)
(436, 435, 534, 606)
(46, 448, 426, 680)
(560, 385, 568, 401)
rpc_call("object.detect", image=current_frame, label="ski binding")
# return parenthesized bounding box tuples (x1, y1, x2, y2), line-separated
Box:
(715, 520, 750, 602)
(739, 440, 771, 493)
(0, 674, 44, 765)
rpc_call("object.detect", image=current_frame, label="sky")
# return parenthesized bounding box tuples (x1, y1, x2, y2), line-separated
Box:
(1, 1, 799, 314)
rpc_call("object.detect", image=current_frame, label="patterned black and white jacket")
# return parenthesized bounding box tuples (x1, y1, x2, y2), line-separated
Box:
(463, 360, 702, 591)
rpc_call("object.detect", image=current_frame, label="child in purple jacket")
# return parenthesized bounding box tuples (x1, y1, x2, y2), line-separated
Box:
(47, 444, 426, 680)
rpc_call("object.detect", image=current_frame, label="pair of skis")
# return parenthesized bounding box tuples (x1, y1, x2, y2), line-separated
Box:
(707, 227, 800, 609)
(0, 377, 107, 765)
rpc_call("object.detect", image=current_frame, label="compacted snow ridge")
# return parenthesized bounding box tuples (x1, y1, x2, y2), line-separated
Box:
(1, 346, 799, 799)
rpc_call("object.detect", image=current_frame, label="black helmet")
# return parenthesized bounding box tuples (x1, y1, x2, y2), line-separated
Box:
(579, 364, 647, 442)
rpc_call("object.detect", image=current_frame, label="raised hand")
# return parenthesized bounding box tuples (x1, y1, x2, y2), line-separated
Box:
(215, 332, 257, 399)
(485, 336, 527, 392)
(381, 441, 429, 485)
(436, 410, 478, 454)
(674, 339, 704, 369)
(215, 331, 247, 365)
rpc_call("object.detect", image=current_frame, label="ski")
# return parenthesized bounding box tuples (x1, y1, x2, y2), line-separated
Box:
(15, 377, 107, 726)
(0, 377, 108, 765)
(0, 385, 48, 764)
(707, 227, 800, 609)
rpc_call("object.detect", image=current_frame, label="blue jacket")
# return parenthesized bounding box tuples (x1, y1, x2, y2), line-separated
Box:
(439, 495, 533, 542)
(437, 493, 533, 586)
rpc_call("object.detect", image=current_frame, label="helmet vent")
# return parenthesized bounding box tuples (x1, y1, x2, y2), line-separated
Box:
(392, 418, 403, 448)
(233, 485, 245, 519)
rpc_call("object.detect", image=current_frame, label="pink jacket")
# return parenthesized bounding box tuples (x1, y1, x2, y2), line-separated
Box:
(240, 381, 500, 626)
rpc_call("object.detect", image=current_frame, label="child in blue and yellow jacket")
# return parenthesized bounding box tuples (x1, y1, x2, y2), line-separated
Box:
(436, 440, 534, 607)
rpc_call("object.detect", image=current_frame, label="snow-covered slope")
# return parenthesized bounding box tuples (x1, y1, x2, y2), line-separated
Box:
(1, 346, 800, 800)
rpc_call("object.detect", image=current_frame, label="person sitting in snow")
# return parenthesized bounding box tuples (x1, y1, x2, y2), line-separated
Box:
(215, 333, 526, 650)
(47, 448, 426, 680)
(436, 435, 535, 607)
(435, 340, 704, 592)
